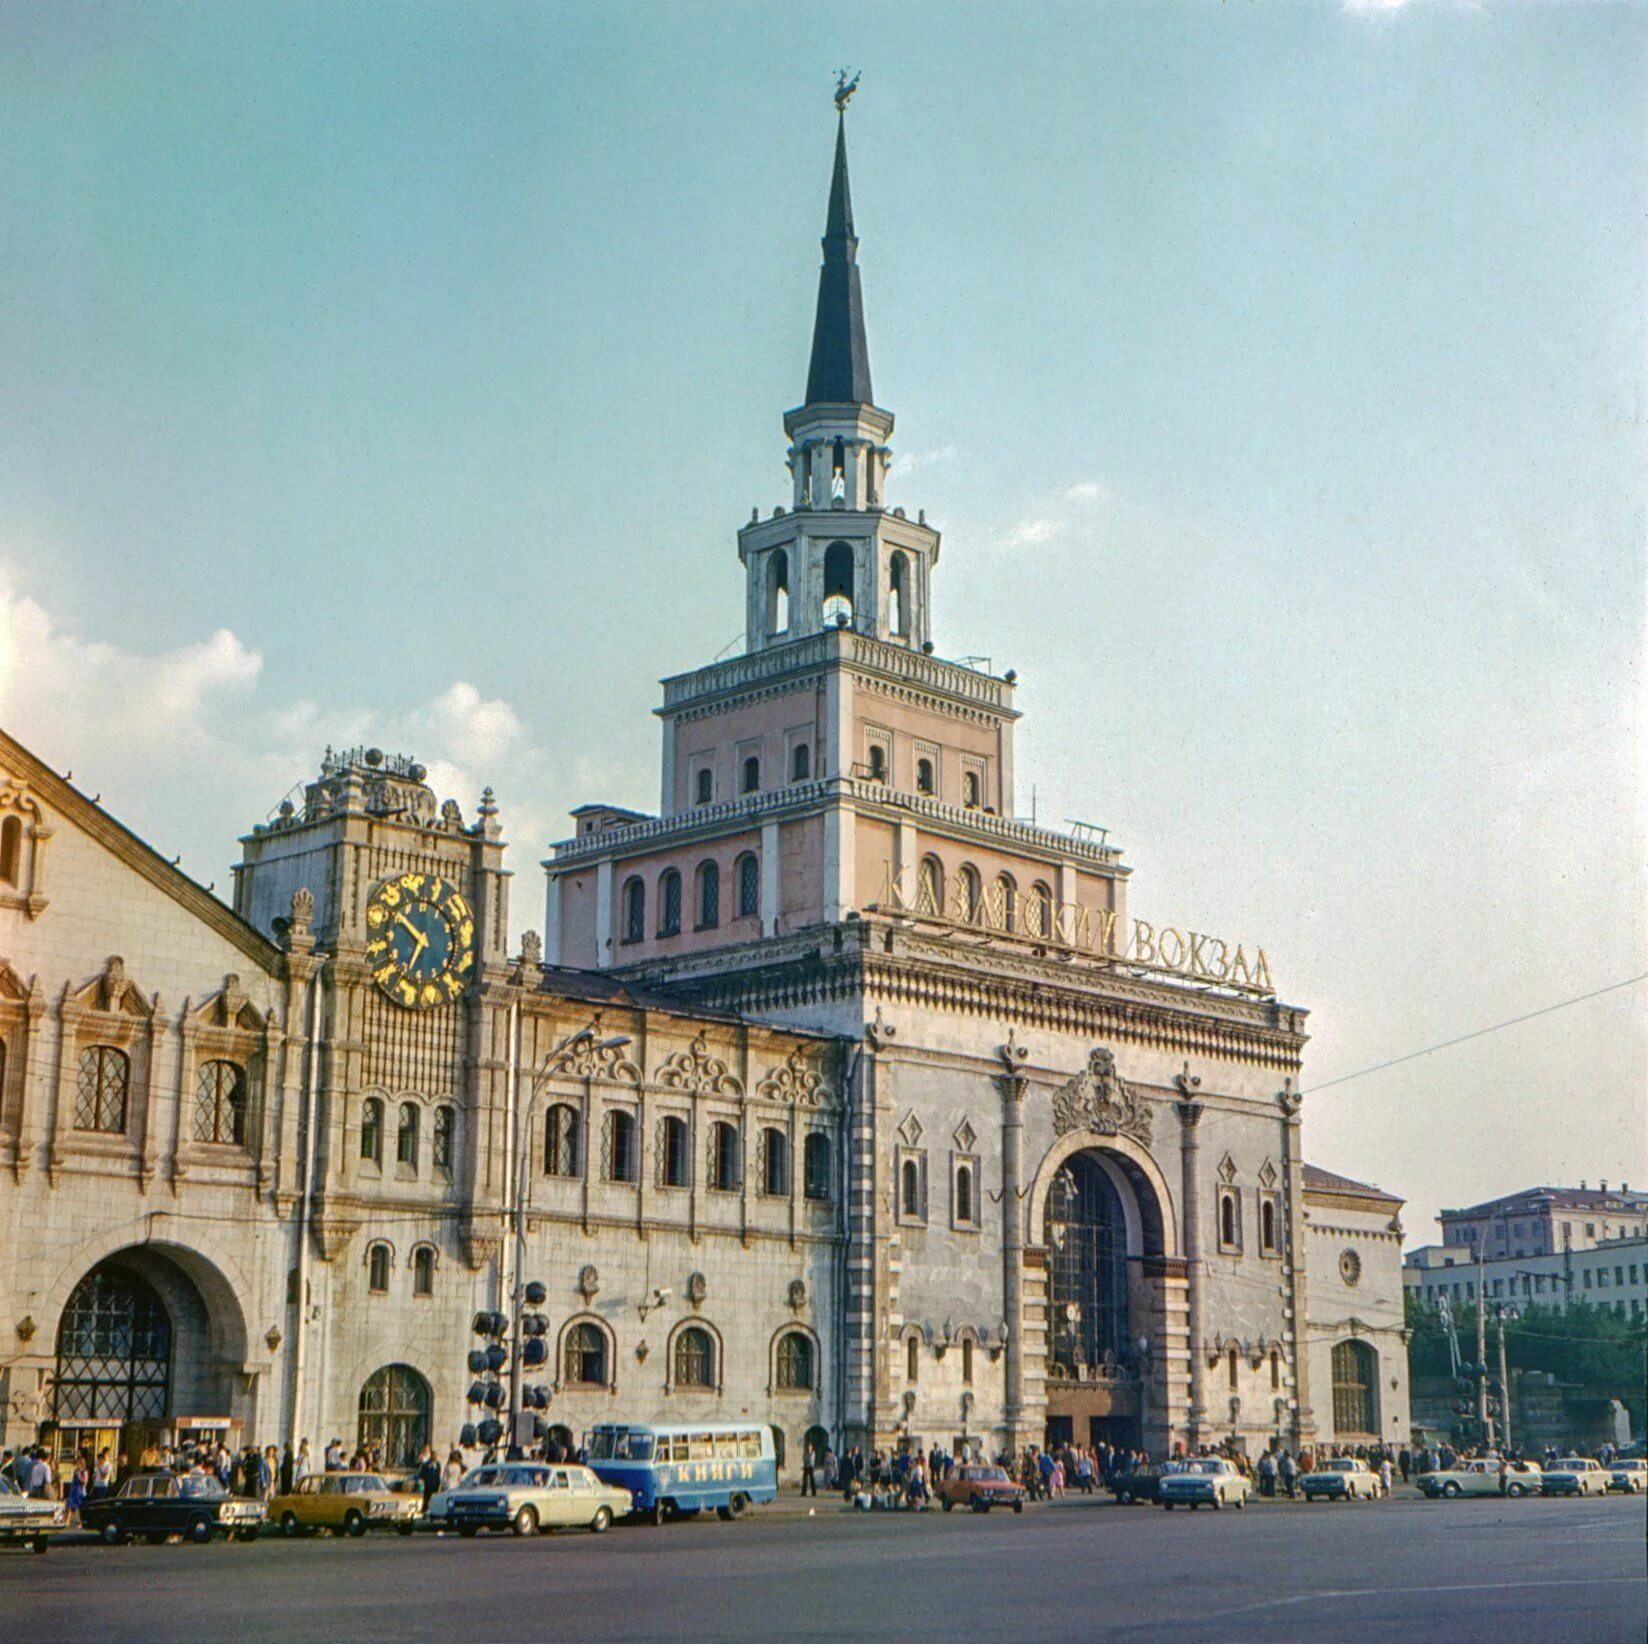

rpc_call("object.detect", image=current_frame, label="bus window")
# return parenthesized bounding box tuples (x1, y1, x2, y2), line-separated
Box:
(713, 1433, 738, 1458)
(688, 1433, 713, 1462)
(738, 1432, 761, 1459)
(613, 1433, 654, 1462)
(585, 1431, 613, 1461)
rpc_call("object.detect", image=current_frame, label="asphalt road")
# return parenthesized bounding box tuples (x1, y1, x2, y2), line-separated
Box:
(4, 1493, 1644, 1644)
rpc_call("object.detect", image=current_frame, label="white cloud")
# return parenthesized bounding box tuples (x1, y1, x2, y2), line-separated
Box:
(999, 478, 1112, 550)
(1004, 516, 1060, 549)
(1063, 480, 1111, 505)
(0, 565, 564, 937)
(891, 444, 954, 478)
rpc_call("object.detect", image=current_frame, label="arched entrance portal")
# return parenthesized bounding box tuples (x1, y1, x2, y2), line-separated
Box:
(1046, 1154, 1129, 1378)
(357, 1364, 431, 1468)
(55, 1265, 172, 1425)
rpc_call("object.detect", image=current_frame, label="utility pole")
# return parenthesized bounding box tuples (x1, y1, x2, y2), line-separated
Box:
(1475, 1250, 1493, 1449)
(1497, 1308, 1513, 1454)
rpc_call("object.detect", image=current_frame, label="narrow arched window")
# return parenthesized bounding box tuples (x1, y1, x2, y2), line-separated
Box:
(1029, 882, 1053, 939)
(889, 551, 909, 636)
(1221, 1192, 1238, 1249)
(544, 1103, 581, 1177)
(776, 1331, 814, 1390)
(709, 1120, 740, 1191)
(736, 852, 760, 918)
(75, 1046, 130, 1134)
(1270, 1348, 1281, 1391)
(360, 1096, 383, 1164)
(607, 1109, 637, 1183)
(916, 757, 935, 795)
(697, 860, 720, 928)
(790, 743, 810, 782)
(917, 856, 943, 916)
(803, 1132, 831, 1201)
(963, 770, 981, 809)
(0, 815, 20, 884)
(658, 869, 682, 936)
(367, 1244, 390, 1294)
(742, 755, 761, 794)
(396, 1102, 419, 1168)
(770, 548, 790, 634)
(762, 1127, 788, 1196)
(995, 875, 1017, 933)
(1228, 1346, 1240, 1391)
(674, 1326, 715, 1389)
(432, 1106, 455, 1170)
(412, 1246, 435, 1297)
(959, 864, 982, 923)
(660, 1114, 689, 1187)
(956, 1163, 974, 1225)
(622, 876, 646, 944)
(868, 744, 887, 782)
(193, 1060, 246, 1145)
(565, 1322, 608, 1387)
(901, 1156, 923, 1219)
(823, 540, 855, 626)
(962, 1337, 974, 1385)
(831, 437, 846, 501)
(1261, 1199, 1277, 1253)
(906, 1335, 919, 1383)
(695, 768, 713, 806)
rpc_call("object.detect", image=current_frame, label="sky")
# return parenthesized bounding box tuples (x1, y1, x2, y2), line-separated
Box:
(1, 0, 1643, 1240)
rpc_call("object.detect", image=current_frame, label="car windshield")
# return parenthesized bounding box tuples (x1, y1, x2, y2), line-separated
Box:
(178, 1476, 227, 1499)
(1325, 1461, 1355, 1472)
(460, 1469, 498, 1488)
(973, 1468, 1009, 1482)
(1188, 1461, 1222, 1474)
(500, 1468, 548, 1487)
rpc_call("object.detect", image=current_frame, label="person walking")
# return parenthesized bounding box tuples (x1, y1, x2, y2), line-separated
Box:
(800, 1443, 818, 1497)
(1279, 1449, 1298, 1500)
(415, 1446, 441, 1510)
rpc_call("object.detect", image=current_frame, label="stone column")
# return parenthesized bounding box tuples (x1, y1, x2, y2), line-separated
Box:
(1175, 1080, 1206, 1446)
(998, 1037, 1029, 1450)
(1279, 1081, 1316, 1446)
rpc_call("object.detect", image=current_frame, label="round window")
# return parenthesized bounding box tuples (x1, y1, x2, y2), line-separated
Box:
(1339, 1249, 1362, 1288)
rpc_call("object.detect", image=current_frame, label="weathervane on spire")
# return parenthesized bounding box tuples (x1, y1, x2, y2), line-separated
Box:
(834, 69, 861, 114)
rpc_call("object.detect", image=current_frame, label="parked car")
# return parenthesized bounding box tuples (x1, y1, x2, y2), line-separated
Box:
(1301, 1458, 1380, 1501)
(1541, 1458, 1611, 1498)
(0, 1474, 65, 1553)
(1417, 1458, 1542, 1499)
(268, 1472, 422, 1537)
(427, 1463, 632, 1537)
(1106, 1464, 1170, 1506)
(1606, 1459, 1647, 1494)
(80, 1472, 265, 1544)
(937, 1465, 1026, 1514)
(1160, 1458, 1250, 1511)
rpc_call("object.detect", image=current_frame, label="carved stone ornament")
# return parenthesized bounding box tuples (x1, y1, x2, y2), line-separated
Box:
(555, 1027, 640, 1085)
(756, 1045, 825, 1107)
(459, 1218, 503, 1272)
(787, 1278, 807, 1311)
(865, 1007, 897, 1050)
(686, 1271, 708, 1305)
(578, 1264, 600, 1298)
(289, 887, 315, 940)
(1049, 1047, 1153, 1146)
(101, 955, 130, 1014)
(519, 930, 543, 971)
(659, 1032, 743, 1097)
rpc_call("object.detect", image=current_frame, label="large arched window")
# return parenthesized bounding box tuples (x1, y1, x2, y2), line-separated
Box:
(1331, 1340, 1378, 1436)
(658, 869, 682, 937)
(741, 756, 761, 794)
(605, 1109, 638, 1183)
(709, 1120, 740, 1191)
(769, 548, 790, 635)
(75, 1046, 129, 1135)
(397, 1102, 420, 1169)
(822, 540, 855, 626)
(659, 1114, 689, 1187)
(737, 852, 760, 918)
(360, 1096, 383, 1165)
(803, 1132, 832, 1201)
(357, 1364, 431, 1468)
(564, 1322, 609, 1387)
(54, 1263, 170, 1423)
(697, 861, 720, 929)
(622, 877, 646, 944)
(889, 551, 910, 636)
(917, 855, 943, 917)
(193, 1059, 246, 1145)
(776, 1331, 815, 1390)
(674, 1326, 715, 1389)
(1044, 1152, 1130, 1377)
(544, 1103, 581, 1177)
(432, 1105, 456, 1171)
(762, 1127, 788, 1196)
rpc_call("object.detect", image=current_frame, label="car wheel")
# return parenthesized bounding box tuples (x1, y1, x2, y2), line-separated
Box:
(30, 1535, 49, 1555)
(1117, 1489, 1133, 1506)
(511, 1505, 538, 1538)
(1163, 1502, 1174, 1511)
(590, 1506, 612, 1534)
(187, 1515, 213, 1545)
(344, 1510, 366, 1538)
(1442, 1482, 1461, 1499)
(1211, 1497, 1222, 1511)
(397, 1522, 416, 1536)
(1235, 1495, 1245, 1510)
(941, 1496, 953, 1511)
(649, 1502, 667, 1527)
(1013, 1500, 1024, 1515)
(1507, 1483, 1525, 1499)
(457, 1525, 480, 1538)
(281, 1512, 301, 1538)
(233, 1529, 258, 1543)
(100, 1518, 126, 1546)
(144, 1532, 169, 1545)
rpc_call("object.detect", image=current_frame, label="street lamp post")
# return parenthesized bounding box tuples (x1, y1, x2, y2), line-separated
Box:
(506, 1026, 632, 1443)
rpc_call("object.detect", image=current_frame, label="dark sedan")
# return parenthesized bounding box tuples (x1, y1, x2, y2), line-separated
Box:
(80, 1472, 265, 1545)
(1105, 1466, 1166, 1506)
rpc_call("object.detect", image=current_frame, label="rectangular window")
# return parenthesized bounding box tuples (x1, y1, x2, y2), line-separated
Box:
(1583, 1269, 1592, 1289)
(1616, 1266, 1625, 1286)
(1598, 1269, 1609, 1287)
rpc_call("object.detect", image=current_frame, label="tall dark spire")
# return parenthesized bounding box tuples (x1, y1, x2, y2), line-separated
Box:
(804, 113, 874, 407)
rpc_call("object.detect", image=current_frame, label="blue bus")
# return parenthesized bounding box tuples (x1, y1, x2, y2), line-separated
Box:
(583, 1423, 778, 1524)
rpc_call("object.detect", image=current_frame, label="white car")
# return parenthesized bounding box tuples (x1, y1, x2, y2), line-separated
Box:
(1418, 1458, 1542, 1499)
(1607, 1459, 1646, 1494)
(1160, 1458, 1250, 1511)
(1300, 1457, 1381, 1501)
(427, 1462, 632, 1537)
(1541, 1457, 1611, 1497)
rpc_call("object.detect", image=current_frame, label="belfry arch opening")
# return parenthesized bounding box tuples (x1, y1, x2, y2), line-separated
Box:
(822, 540, 855, 627)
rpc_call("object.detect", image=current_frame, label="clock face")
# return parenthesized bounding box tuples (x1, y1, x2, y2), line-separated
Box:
(364, 872, 476, 1010)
